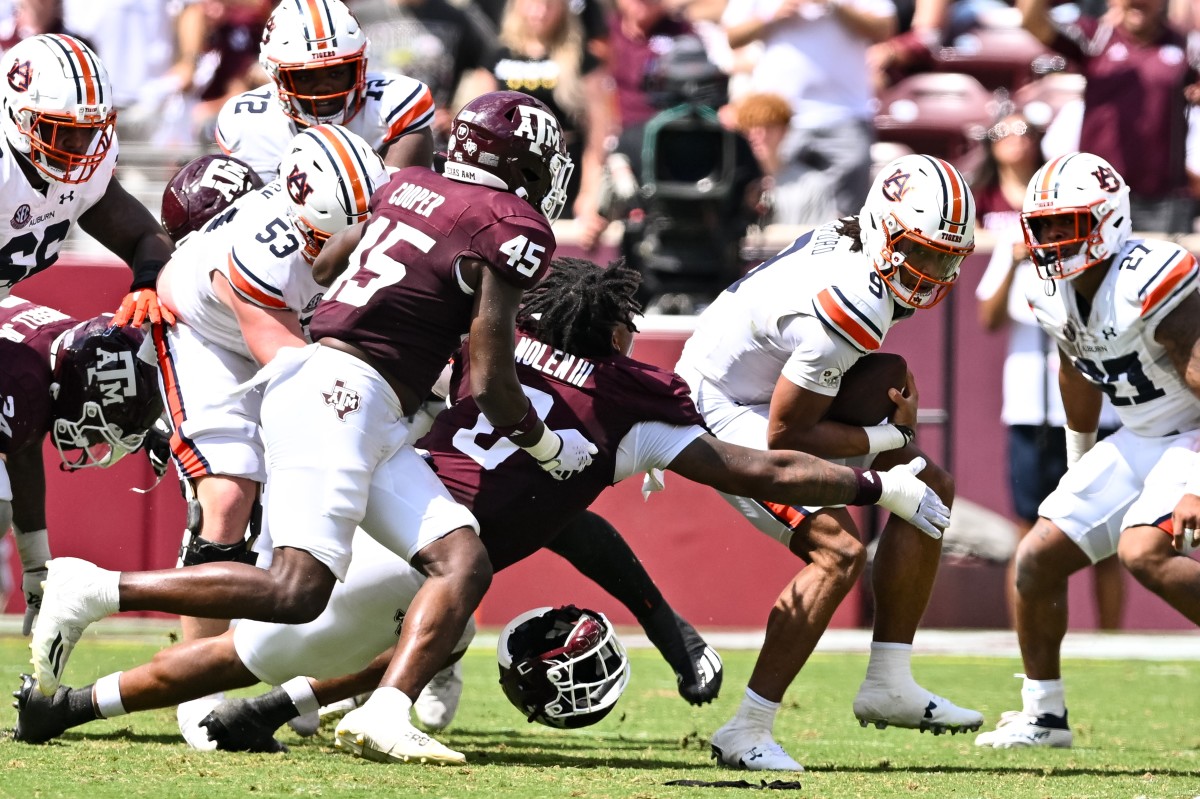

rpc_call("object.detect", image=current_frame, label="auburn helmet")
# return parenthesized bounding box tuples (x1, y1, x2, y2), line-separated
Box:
(160, 154, 264, 243)
(279, 123, 388, 261)
(1021, 152, 1132, 281)
(0, 34, 116, 184)
(860, 154, 976, 309)
(49, 316, 162, 470)
(444, 91, 574, 222)
(497, 605, 630, 729)
(259, 0, 369, 127)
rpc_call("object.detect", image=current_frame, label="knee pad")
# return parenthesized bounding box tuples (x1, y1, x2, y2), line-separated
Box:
(176, 481, 261, 567)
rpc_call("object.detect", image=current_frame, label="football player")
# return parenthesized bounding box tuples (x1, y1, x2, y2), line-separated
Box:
(29, 91, 598, 763)
(974, 153, 1200, 748)
(215, 0, 435, 183)
(674, 154, 982, 770)
(159, 154, 264, 245)
(0, 296, 162, 638)
(0, 34, 174, 327)
(13, 258, 948, 760)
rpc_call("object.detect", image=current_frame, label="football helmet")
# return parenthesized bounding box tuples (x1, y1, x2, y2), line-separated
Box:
(1021, 152, 1132, 281)
(444, 90, 574, 222)
(0, 33, 115, 184)
(160, 154, 265, 243)
(497, 605, 630, 729)
(49, 316, 163, 471)
(279, 123, 388, 261)
(259, 0, 368, 127)
(860, 154, 976, 309)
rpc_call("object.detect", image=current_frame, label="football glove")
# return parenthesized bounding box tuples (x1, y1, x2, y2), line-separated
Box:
(875, 457, 950, 539)
(533, 428, 598, 481)
(140, 415, 173, 479)
(113, 288, 176, 327)
(21, 567, 47, 636)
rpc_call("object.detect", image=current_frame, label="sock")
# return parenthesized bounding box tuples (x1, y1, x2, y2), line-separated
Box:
(864, 641, 913, 685)
(366, 686, 414, 717)
(735, 687, 780, 731)
(13, 527, 50, 572)
(58, 684, 99, 729)
(547, 511, 665, 616)
(92, 672, 126, 719)
(241, 685, 306, 731)
(281, 677, 320, 717)
(1021, 677, 1066, 717)
(638, 602, 704, 680)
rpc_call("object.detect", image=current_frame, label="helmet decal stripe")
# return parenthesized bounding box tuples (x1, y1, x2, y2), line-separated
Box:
(301, 0, 333, 50)
(919, 155, 966, 234)
(1037, 154, 1073, 200)
(45, 34, 103, 106)
(305, 126, 370, 221)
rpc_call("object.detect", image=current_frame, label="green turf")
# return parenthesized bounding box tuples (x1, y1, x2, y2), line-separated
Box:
(2, 634, 1200, 798)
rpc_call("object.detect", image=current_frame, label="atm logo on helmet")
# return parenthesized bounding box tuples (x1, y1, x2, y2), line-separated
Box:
(513, 105, 561, 152)
(88, 349, 139, 407)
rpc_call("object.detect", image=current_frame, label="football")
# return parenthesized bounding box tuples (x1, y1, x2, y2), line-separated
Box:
(825, 353, 908, 426)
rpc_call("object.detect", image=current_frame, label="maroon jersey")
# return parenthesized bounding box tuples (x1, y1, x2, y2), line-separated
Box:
(311, 167, 556, 398)
(420, 326, 704, 570)
(0, 298, 76, 456)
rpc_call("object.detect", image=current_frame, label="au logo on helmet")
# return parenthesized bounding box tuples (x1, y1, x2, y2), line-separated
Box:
(880, 168, 910, 202)
(286, 164, 313, 205)
(1092, 165, 1121, 193)
(6, 60, 31, 92)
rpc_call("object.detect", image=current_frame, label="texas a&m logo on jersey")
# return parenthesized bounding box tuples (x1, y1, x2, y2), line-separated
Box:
(6, 59, 31, 92)
(287, 164, 314, 205)
(322, 379, 361, 420)
(1092, 165, 1121, 193)
(513, 104, 562, 153)
(880, 168, 910, 202)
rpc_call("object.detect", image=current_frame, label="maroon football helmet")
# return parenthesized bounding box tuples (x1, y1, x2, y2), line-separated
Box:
(49, 316, 163, 470)
(443, 90, 574, 222)
(160, 154, 264, 243)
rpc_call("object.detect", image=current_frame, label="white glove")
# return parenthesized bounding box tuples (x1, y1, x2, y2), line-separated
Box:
(534, 429, 598, 481)
(21, 567, 46, 637)
(875, 457, 950, 539)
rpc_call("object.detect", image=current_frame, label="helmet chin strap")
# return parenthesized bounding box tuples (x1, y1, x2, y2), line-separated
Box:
(1044, 278, 1057, 297)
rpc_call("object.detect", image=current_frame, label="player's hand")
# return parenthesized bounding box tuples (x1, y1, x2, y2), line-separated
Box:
(140, 415, 173, 479)
(113, 288, 176, 327)
(875, 457, 949, 539)
(21, 567, 47, 636)
(536, 429, 599, 480)
(1171, 491, 1200, 554)
(887, 370, 919, 428)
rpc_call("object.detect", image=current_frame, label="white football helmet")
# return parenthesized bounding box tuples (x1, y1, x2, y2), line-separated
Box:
(0, 34, 115, 184)
(860, 154, 976, 309)
(279, 123, 387, 261)
(497, 606, 630, 729)
(1021, 152, 1132, 281)
(260, 0, 369, 127)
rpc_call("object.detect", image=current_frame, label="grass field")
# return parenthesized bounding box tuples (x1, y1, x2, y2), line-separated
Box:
(2, 632, 1200, 799)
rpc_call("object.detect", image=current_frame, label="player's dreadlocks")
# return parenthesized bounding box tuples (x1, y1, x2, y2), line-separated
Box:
(517, 257, 642, 359)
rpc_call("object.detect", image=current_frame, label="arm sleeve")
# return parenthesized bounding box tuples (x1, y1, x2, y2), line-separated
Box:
(613, 420, 707, 483)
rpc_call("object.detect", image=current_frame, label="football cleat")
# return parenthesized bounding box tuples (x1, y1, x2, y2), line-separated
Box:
(414, 661, 463, 731)
(643, 607, 723, 706)
(31, 558, 119, 695)
(710, 718, 804, 772)
(680, 644, 724, 706)
(12, 673, 72, 744)
(335, 701, 465, 765)
(198, 698, 289, 753)
(974, 710, 1073, 749)
(852, 680, 983, 735)
(178, 693, 225, 751)
(287, 709, 320, 737)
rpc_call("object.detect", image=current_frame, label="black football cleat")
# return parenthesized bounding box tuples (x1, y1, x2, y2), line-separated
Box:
(12, 673, 72, 744)
(198, 698, 289, 753)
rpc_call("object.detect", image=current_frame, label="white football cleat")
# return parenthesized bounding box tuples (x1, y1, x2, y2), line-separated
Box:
(335, 700, 465, 765)
(852, 680, 983, 735)
(178, 693, 225, 750)
(710, 718, 804, 772)
(414, 661, 463, 731)
(974, 710, 1073, 749)
(31, 558, 119, 695)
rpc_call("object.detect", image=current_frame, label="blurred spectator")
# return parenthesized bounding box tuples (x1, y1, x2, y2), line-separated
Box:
(722, 0, 897, 222)
(1021, 0, 1200, 233)
(2, 0, 88, 54)
(867, 0, 947, 90)
(481, 0, 612, 243)
(473, 0, 610, 59)
(973, 106, 1125, 630)
(352, 0, 499, 144)
(62, 0, 172, 110)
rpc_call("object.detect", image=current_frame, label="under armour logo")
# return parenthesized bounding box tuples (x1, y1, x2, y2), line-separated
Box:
(924, 700, 937, 719)
(1092, 166, 1121, 192)
(59, 191, 75, 204)
(1102, 326, 1117, 339)
(322, 379, 361, 420)
(880, 168, 910, 202)
(7, 59, 31, 92)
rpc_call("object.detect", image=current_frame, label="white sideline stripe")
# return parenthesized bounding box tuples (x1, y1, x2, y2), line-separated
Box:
(3, 615, 1198, 660)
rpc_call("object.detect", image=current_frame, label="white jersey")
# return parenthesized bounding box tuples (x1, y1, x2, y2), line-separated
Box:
(159, 181, 324, 360)
(0, 139, 117, 297)
(1027, 237, 1200, 438)
(677, 221, 907, 404)
(214, 71, 434, 183)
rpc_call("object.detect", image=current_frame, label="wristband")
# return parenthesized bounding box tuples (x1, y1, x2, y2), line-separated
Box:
(14, 527, 50, 572)
(864, 424, 912, 453)
(130, 259, 167, 291)
(521, 425, 562, 463)
(1064, 427, 1097, 468)
(849, 468, 883, 505)
(491, 402, 540, 439)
